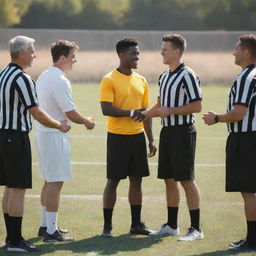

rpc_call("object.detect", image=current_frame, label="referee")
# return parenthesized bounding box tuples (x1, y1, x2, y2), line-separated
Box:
(203, 34, 256, 251)
(0, 35, 70, 252)
(145, 34, 204, 241)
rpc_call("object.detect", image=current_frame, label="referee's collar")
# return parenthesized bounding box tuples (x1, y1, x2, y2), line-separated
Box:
(9, 63, 23, 70)
(169, 63, 185, 74)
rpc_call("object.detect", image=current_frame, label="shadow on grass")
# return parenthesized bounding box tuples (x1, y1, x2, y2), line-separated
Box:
(0, 234, 163, 255)
(189, 248, 256, 256)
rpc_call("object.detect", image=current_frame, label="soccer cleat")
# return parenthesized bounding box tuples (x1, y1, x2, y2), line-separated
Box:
(43, 230, 74, 242)
(130, 222, 152, 235)
(38, 226, 69, 237)
(229, 240, 256, 251)
(6, 239, 40, 252)
(101, 225, 113, 237)
(150, 223, 180, 236)
(229, 239, 246, 248)
(178, 227, 204, 241)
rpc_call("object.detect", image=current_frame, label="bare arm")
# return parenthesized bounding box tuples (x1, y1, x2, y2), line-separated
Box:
(143, 98, 161, 118)
(143, 117, 157, 157)
(202, 104, 247, 125)
(101, 102, 145, 120)
(156, 100, 202, 118)
(29, 106, 70, 132)
(65, 110, 95, 130)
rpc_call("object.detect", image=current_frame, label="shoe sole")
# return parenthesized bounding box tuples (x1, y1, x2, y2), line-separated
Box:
(43, 238, 74, 242)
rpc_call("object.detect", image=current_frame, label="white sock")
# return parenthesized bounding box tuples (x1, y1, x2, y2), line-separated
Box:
(46, 211, 58, 235)
(41, 206, 47, 227)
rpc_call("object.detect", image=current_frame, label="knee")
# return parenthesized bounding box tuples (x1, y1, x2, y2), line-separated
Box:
(105, 179, 119, 191)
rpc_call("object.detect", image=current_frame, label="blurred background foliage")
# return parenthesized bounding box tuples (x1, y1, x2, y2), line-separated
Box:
(0, 0, 255, 30)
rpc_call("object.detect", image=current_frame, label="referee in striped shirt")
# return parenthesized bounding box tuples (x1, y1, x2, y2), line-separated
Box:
(144, 34, 203, 241)
(0, 35, 70, 252)
(203, 34, 256, 251)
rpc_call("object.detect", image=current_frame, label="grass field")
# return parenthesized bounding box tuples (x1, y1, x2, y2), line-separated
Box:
(0, 84, 254, 256)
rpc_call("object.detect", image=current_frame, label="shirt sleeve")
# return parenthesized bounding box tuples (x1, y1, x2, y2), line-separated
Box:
(234, 72, 256, 107)
(51, 79, 76, 113)
(15, 73, 38, 109)
(142, 78, 150, 108)
(183, 72, 202, 102)
(99, 77, 114, 103)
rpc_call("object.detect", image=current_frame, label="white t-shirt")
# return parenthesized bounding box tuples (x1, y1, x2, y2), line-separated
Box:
(35, 66, 76, 132)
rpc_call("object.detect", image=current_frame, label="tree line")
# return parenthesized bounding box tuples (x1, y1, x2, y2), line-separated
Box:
(1, 0, 256, 30)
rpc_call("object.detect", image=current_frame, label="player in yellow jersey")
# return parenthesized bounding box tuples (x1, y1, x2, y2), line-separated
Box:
(99, 37, 157, 237)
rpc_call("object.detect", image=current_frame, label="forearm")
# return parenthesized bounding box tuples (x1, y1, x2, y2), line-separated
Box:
(101, 102, 130, 117)
(144, 98, 161, 118)
(143, 117, 154, 143)
(169, 101, 202, 115)
(218, 110, 245, 123)
(30, 107, 60, 129)
(66, 110, 90, 125)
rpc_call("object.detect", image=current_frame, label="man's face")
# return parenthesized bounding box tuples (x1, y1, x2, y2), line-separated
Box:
(21, 44, 36, 68)
(63, 48, 77, 72)
(233, 41, 246, 66)
(161, 41, 179, 65)
(121, 46, 140, 69)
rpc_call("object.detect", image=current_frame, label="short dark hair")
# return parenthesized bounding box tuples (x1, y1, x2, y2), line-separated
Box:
(51, 40, 79, 63)
(116, 37, 138, 55)
(162, 34, 186, 54)
(238, 34, 256, 59)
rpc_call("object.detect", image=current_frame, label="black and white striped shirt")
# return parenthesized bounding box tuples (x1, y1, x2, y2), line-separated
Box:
(0, 63, 38, 132)
(227, 64, 256, 133)
(159, 63, 202, 126)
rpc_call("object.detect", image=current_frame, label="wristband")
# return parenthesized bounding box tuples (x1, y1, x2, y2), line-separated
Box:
(214, 115, 219, 123)
(130, 109, 135, 117)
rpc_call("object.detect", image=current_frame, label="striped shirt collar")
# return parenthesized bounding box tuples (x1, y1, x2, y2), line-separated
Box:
(169, 63, 185, 74)
(9, 63, 23, 70)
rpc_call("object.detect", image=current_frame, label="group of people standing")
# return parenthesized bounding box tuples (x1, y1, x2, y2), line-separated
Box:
(0, 32, 256, 253)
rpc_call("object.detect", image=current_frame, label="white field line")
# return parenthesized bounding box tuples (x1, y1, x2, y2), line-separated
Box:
(1, 194, 242, 206)
(32, 162, 224, 167)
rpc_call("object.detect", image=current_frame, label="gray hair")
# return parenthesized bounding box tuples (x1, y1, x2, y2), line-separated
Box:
(9, 35, 35, 59)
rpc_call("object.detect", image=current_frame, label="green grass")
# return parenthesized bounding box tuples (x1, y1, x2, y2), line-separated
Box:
(0, 84, 254, 256)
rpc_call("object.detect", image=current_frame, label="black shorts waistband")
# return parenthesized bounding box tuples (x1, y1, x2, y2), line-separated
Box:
(0, 129, 28, 135)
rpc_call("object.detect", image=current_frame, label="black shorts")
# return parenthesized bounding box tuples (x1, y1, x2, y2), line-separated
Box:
(158, 124, 196, 181)
(0, 130, 32, 188)
(107, 132, 150, 180)
(226, 132, 256, 193)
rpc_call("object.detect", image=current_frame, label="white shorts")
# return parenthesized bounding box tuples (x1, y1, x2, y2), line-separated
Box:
(35, 131, 72, 182)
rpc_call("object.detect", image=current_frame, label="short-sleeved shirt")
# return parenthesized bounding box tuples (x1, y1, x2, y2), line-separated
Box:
(0, 63, 38, 132)
(158, 63, 202, 127)
(35, 67, 76, 132)
(99, 69, 149, 135)
(227, 64, 256, 133)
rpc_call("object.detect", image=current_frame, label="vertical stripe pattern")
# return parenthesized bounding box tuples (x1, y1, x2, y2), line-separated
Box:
(0, 64, 38, 132)
(227, 64, 256, 133)
(159, 64, 202, 126)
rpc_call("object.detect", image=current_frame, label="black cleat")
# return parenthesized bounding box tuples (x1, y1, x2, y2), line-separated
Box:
(130, 222, 152, 235)
(229, 240, 256, 251)
(101, 225, 113, 237)
(38, 226, 69, 237)
(6, 239, 40, 252)
(43, 229, 74, 242)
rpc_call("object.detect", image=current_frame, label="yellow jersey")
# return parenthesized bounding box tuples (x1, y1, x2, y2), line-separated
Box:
(99, 69, 149, 135)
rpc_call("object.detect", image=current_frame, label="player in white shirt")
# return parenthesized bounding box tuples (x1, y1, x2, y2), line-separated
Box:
(35, 40, 95, 242)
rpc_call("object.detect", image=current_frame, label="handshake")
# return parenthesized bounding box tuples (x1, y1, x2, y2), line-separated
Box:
(130, 109, 147, 122)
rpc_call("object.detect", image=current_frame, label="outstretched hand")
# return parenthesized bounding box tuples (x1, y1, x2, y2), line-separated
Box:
(59, 119, 71, 133)
(85, 116, 95, 130)
(132, 110, 147, 122)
